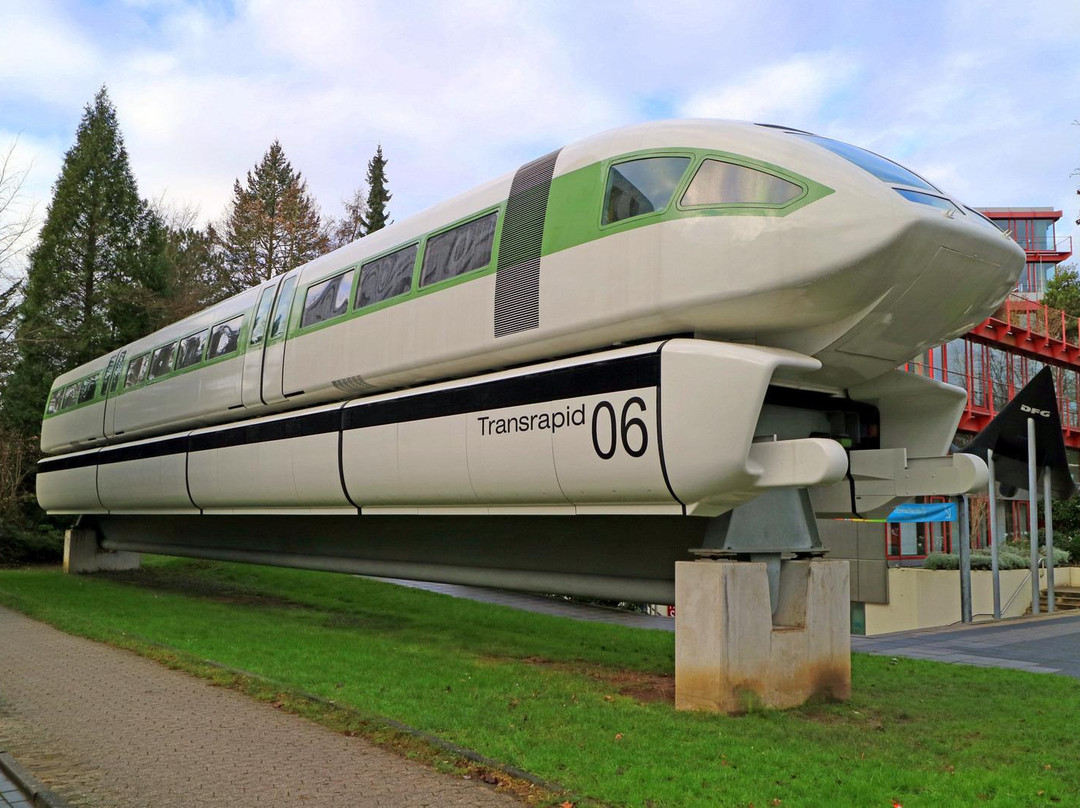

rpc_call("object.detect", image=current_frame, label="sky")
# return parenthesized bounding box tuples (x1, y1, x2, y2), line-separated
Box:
(2, 0, 1080, 257)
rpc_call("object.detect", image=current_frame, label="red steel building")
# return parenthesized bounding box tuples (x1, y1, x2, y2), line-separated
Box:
(895, 207, 1074, 558)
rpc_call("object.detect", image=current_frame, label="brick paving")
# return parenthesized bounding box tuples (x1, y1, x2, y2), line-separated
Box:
(0, 607, 519, 808)
(0, 767, 31, 808)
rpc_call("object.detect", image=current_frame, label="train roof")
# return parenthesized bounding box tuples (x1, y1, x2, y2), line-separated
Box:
(47, 118, 937, 391)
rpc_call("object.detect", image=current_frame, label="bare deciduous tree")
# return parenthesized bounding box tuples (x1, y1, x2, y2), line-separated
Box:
(0, 139, 41, 541)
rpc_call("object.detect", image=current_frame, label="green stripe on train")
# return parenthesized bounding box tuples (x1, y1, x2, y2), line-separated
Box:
(542, 147, 833, 258)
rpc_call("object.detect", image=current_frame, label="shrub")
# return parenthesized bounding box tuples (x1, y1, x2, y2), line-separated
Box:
(920, 546, 1069, 572)
(1058, 533, 1080, 564)
(995, 548, 1032, 570)
(923, 553, 959, 570)
(0, 505, 66, 567)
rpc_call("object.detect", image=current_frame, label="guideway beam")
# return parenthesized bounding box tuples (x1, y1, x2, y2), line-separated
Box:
(674, 559, 850, 712)
(64, 527, 140, 574)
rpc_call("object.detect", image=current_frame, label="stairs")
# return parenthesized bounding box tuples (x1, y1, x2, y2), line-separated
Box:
(1036, 586, 1080, 612)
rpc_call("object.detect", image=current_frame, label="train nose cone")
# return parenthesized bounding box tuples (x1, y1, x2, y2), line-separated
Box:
(815, 217, 1025, 385)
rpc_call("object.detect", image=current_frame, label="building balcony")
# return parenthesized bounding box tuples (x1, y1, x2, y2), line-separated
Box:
(1017, 234, 1072, 259)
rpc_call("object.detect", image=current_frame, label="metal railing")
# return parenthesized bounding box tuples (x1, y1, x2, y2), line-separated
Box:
(1012, 235, 1072, 254)
(1001, 562, 1038, 617)
(994, 293, 1080, 345)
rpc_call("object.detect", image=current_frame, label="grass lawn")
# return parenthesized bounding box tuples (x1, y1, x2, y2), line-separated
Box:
(1, 557, 1078, 807)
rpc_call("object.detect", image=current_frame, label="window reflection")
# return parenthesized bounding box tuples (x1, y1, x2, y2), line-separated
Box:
(681, 160, 800, 207)
(420, 216, 496, 287)
(177, 331, 207, 370)
(603, 156, 690, 224)
(302, 270, 355, 328)
(208, 316, 244, 358)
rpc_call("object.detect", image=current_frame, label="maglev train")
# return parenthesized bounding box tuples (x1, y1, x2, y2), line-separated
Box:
(40, 119, 1022, 456)
(36, 120, 1023, 598)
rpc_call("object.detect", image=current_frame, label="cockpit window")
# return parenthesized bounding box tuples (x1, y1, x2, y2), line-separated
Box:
(964, 206, 1004, 230)
(797, 134, 938, 192)
(603, 156, 691, 224)
(895, 189, 962, 216)
(681, 160, 802, 207)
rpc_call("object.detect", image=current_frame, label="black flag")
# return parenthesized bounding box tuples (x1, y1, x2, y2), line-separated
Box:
(961, 366, 1075, 499)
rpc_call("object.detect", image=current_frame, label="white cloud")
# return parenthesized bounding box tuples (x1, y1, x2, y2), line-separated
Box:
(681, 52, 860, 124)
(1, 0, 1078, 254)
(0, 1, 104, 110)
(90, 0, 631, 225)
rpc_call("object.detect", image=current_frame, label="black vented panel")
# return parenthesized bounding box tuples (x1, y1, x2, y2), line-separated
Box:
(494, 148, 561, 338)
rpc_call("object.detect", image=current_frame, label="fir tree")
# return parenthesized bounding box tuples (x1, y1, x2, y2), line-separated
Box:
(164, 222, 227, 313)
(4, 87, 165, 435)
(362, 145, 391, 234)
(1043, 263, 1080, 318)
(219, 141, 328, 294)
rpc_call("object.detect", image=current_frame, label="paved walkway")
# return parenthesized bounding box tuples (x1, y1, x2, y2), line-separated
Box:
(0, 607, 519, 808)
(851, 612, 1080, 678)
(0, 766, 31, 808)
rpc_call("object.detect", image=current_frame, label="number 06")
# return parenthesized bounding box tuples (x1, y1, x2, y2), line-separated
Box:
(591, 397, 649, 460)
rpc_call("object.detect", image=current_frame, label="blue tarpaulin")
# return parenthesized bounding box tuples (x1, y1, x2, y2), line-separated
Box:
(886, 502, 958, 523)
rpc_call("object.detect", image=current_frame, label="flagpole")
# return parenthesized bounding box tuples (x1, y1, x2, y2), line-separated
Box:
(958, 495, 972, 623)
(988, 448, 1001, 619)
(1028, 417, 1040, 615)
(1044, 466, 1055, 614)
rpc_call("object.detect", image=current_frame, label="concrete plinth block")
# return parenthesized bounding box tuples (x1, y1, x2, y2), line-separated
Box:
(64, 528, 140, 574)
(675, 559, 850, 712)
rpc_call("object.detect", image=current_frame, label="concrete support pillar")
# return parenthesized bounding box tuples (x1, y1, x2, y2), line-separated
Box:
(675, 559, 850, 713)
(63, 528, 140, 574)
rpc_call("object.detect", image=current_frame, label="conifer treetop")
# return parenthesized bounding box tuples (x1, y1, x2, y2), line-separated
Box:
(362, 144, 391, 235)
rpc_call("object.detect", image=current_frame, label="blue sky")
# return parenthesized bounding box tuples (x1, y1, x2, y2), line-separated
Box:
(3, 0, 1079, 254)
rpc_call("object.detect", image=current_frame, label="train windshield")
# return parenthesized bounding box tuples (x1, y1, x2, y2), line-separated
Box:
(796, 133, 939, 192)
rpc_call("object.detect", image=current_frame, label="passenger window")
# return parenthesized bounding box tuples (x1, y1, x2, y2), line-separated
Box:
(46, 388, 63, 415)
(100, 356, 116, 396)
(110, 351, 127, 393)
(602, 156, 690, 225)
(301, 269, 354, 328)
(681, 160, 802, 207)
(420, 213, 497, 287)
(208, 316, 244, 359)
(148, 343, 177, 380)
(176, 331, 207, 370)
(269, 276, 298, 340)
(60, 384, 78, 410)
(249, 285, 277, 346)
(78, 374, 98, 403)
(125, 354, 150, 389)
(357, 244, 417, 308)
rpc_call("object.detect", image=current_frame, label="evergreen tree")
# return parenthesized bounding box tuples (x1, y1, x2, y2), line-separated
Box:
(219, 141, 328, 294)
(362, 144, 391, 234)
(4, 87, 165, 435)
(1043, 263, 1080, 318)
(149, 201, 230, 315)
(164, 223, 227, 312)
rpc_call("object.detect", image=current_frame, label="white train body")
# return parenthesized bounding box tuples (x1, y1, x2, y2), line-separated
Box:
(40, 339, 853, 516)
(38, 120, 1022, 528)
